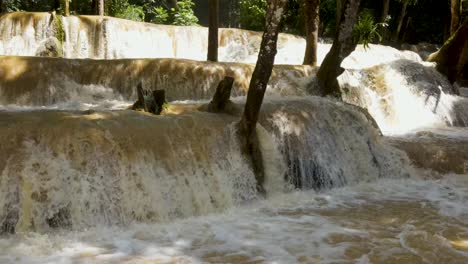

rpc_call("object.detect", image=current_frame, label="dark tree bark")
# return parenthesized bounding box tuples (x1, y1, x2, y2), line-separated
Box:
(132, 83, 166, 115)
(207, 76, 234, 113)
(303, 0, 320, 66)
(0, 0, 4, 13)
(393, 2, 407, 42)
(238, 0, 288, 194)
(428, 20, 468, 85)
(135, 82, 148, 112)
(169, 0, 179, 11)
(208, 0, 219, 62)
(93, 0, 104, 16)
(150, 90, 166, 115)
(316, 0, 362, 98)
(450, 0, 461, 35)
(336, 0, 344, 28)
(381, 0, 390, 23)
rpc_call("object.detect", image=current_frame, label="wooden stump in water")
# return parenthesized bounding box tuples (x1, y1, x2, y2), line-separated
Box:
(149, 90, 166, 115)
(132, 83, 166, 115)
(207, 76, 235, 113)
(132, 82, 148, 112)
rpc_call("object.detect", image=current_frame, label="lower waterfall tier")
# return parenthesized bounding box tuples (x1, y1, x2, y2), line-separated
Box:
(0, 98, 409, 232)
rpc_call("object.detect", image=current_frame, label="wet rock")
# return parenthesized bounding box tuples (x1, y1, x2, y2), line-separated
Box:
(401, 42, 439, 60)
(35, 37, 63, 57)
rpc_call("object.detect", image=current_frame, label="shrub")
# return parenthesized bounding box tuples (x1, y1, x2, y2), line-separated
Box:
(171, 0, 198, 26)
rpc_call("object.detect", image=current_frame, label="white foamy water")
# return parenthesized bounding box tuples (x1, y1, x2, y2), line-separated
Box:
(0, 83, 132, 111)
(340, 60, 468, 135)
(0, 12, 423, 68)
(1, 176, 467, 264)
(1, 12, 468, 264)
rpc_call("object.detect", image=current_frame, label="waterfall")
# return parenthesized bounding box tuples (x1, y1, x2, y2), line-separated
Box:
(0, 12, 466, 236)
(0, 111, 258, 232)
(0, 56, 314, 108)
(0, 98, 411, 232)
(0, 12, 307, 64)
(339, 60, 468, 134)
(260, 98, 410, 189)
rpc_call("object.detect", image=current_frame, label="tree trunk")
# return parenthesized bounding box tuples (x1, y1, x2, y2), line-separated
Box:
(450, 0, 461, 35)
(93, 0, 104, 16)
(64, 0, 70, 16)
(99, 0, 104, 16)
(169, 0, 179, 11)
(316, 0, 361, 98)
(0, 0, 4, 13)
(208, 0, 219, 62)
(428, 20, 468, 86)
(303, 0, 320, 66)
(238, 0, 287, 194)
(401, 16, 411, 43)
(336, 0, 344, 29)
(381, 0, 390, 23)
(393, 3, 407, 42)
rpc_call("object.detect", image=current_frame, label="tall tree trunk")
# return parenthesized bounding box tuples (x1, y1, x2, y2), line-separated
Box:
(393, 3, 407, 42)
(336, 0, 344, 28)
(64, 0, 70, 16)
(450, 0, 461, 35)
(93, 0, 104, 16)
(98, 0, 104, 16)
(0, 0, 4, 13)
(169, 0, 179, 11)
(238, 0, 287, 194)
(303, 0, 320, 66)
(316, 0, 361, 98)
(208, 0, 219, 62)
(428, 20, 468, 85)
(381, 0, 390, 23)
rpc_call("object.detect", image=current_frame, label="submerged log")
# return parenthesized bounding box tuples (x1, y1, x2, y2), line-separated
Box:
(206, 76, 235, 113)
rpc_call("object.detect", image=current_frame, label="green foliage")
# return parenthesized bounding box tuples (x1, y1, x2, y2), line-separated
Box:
(53, 14, 65, 46)
(115, 4, 145, 22)
(320, 0, 337, 37)
(171, 0, 198, 26)
(151, 6, 169, 24)
(282, 0, 304, 35)
(239, 0, 266, 31)
(353, 10, 386, 49)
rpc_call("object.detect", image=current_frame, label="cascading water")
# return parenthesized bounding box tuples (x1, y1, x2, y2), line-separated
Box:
(0, 12, 467, 264)
(0, 12, 309, 64)
(340, 59, 468, 134)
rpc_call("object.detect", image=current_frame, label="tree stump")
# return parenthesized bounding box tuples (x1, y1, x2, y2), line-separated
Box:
(207, 76, 235, 113)
(132, 83, 166, 115)
(149, 90, 166, 115)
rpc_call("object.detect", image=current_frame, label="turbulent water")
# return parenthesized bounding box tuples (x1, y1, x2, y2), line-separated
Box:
(0, 12, 467, 264)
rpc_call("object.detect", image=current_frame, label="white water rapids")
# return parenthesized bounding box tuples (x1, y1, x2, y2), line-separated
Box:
(0, 12, 467, 264)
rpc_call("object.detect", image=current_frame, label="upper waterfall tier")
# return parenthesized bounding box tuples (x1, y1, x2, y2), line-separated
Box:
(0, 12, 422, 66)
(0, 12, 306, 63)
